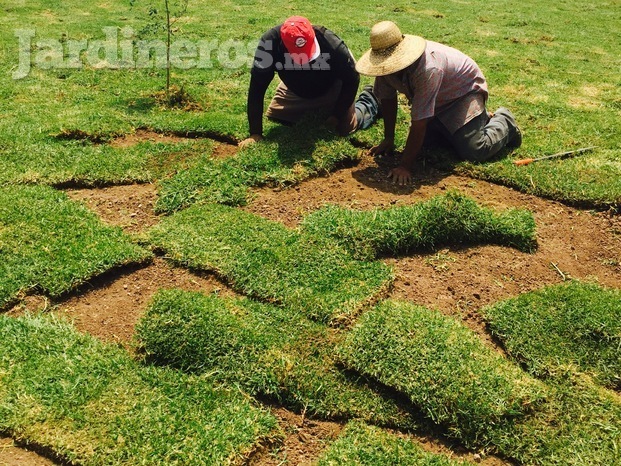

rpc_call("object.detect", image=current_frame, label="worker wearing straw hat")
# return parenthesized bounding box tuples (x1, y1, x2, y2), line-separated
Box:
(357, 21, 522, 185)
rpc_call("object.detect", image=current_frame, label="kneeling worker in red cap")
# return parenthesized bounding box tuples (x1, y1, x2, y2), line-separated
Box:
(239, 16, 379, 147)
(356, 21, 522, 185)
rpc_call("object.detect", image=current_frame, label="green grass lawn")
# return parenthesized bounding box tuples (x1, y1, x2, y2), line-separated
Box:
(0, 185, 150, 308)
(0, 0, 618, 207)
(0, 313, 278, 465)
(1, 0, 620, 463)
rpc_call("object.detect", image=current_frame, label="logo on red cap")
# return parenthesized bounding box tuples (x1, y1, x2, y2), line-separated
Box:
(280, 16, 318, 65)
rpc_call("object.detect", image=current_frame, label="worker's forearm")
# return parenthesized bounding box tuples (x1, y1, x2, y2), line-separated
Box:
(400, 119, 429, 170)
(247, 73, 272, 136)
(381, 97, 398, 141)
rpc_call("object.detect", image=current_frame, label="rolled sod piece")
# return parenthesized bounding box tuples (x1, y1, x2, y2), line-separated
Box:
(302, 192, 537, 260)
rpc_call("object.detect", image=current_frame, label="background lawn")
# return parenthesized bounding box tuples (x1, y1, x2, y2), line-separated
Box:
(0, 0, 619, 207)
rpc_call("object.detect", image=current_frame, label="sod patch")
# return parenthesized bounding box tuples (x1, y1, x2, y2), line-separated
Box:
(148, 203, 393, 324)
(457, 150, 621, 210)
(0, 314, 278, 465)
(318, 421, 471, 466)
(496, 371, 621, 466)
(338, 300, 547, 446)
(136, 289, 412, 427)
(484, 281, 621, 389)
(302, 192, 537, 260)
(155, 119, 361, 213)
(0, 185, 150, 308)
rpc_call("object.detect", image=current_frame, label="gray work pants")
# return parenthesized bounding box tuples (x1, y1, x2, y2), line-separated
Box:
(429, 107, 519, 162)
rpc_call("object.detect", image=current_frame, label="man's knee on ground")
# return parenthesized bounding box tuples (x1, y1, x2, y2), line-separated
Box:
(266, 115, 295, 126)
(455, 139, 494, 163)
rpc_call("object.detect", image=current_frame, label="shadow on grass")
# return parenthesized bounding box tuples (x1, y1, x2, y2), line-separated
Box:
(263, 115, 349, 171)
(126, 96, 157, 114)
(352, 143, 515, 195)
(351, 151, 452, 195)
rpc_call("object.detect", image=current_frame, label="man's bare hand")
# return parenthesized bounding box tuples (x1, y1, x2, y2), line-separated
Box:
(238, 134, 263, 148)
(388, 165, 412, 185)
(369, 138, 395, 156)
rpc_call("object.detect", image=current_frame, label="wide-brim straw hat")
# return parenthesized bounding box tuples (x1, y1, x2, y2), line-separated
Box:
(356, 21, 426, 77)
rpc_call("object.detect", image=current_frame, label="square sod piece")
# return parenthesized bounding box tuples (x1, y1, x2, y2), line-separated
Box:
(0, 185, 150, 308)
(338, 300, 546, 445)
(484, 281, 621, 389)
(148, 203, 393, 324)
(0, 314, 277, 465)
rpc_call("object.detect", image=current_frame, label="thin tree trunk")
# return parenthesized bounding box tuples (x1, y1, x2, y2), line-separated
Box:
(165, 0, 171, 97)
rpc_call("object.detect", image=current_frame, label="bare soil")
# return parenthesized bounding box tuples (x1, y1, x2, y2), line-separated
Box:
(5, 149, 621, 465)
(245, 156, 621, 344)
(0, 437, 56, 466)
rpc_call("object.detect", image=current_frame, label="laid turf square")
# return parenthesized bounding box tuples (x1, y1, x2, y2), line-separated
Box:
(318, 421, 472, 466)
(302, 192, 537, 260)
(338, 300, 547, 445)
(136, 289, 412, 427)
(0, 314, 278, 465)
(497, 371, 621, 466)
(148, 203, 393, 324)
(484, 281, 621, 389)
(0, 185, 150, 308)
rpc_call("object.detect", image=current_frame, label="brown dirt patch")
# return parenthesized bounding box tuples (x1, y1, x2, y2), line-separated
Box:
(109, 129, 238, 159)
(0, 437, 56, 466)
(66, 183, 159, 235)
(245, 155, 621, 343)
(54, 258, 235, 347)
(249, 408, 343, 466)
(109, 129, 198, 148)
(8, 258, 234, 348)
(211, 141, 239, 159)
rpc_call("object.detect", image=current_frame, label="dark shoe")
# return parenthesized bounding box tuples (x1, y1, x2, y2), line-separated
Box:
(495, 107, 522, 149)
(508, 125, 522, 148)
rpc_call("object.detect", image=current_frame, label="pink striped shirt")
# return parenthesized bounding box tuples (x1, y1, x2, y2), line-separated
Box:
(374, 41, 488, 134)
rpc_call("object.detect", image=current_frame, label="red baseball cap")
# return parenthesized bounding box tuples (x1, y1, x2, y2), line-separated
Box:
(280, 16, 319, 65)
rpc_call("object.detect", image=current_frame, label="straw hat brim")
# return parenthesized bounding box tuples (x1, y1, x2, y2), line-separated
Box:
(356, 35, 426, 77)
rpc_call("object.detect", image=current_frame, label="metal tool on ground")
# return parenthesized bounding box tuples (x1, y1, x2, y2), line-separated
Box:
(513, 146, 596, 166)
